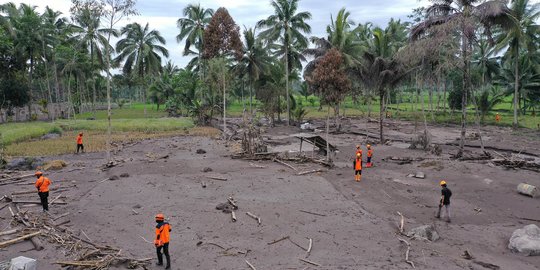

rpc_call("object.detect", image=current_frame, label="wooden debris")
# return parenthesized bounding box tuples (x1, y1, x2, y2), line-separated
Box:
(267, 236, 289, 245)
(249, 162, 266, 168)
(30, 236, 44, 251)
(53, 212, 70, 221)
(299, 258, 321, 267)
(288, 238, 308, 251)
(49, 193, 64, 205)
(0, 173, 34, 183)
(227, 197, 238, 210)
(0, 231, 41, 248)
(139, 235, 152, 244)
(473, 260, 500, 270)
(306, 238, 313, 257)
(397, 211, 405, 234)
(207, 176, 228, 181)
(246, 212, 261, 225)
(297, 169, 325, 175)
(273, 158, 298, 171)
(10, 199, 66, 205)
(398, 238, 415, 269)
(299, 210, 327, 217)
(245, 260, 257, 270)
(231, 211, 237, 222)
(0, 229, 18, 236)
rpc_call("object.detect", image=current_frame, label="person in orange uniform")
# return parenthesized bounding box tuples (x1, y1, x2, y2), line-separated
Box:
(76, 132, 84, 153)
(355, 144, 363, 158)
(34, 171, 51, 212)
(353, 153, 362, 182)
(366, 144, 374, 168)
(495, 113, 501, 123)
(155, 214, 171, 269)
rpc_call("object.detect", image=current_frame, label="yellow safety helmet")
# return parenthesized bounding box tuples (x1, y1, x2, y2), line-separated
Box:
(440, 180, 447, 186)
(356, 144, 360, 149)
(367, 144, 371, 149)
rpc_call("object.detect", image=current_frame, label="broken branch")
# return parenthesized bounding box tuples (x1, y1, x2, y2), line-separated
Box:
(306, 238, 313, 258)
(0, 231, 41, 248)
(246, 212, 261, 225)
(207, 176, 228, 181)
(273, 158, 297, 171)
(299, 258, 321, 267)
(398, 238, 415, 269)
(397, 211, 405, 234)
(267, 236, 289, 245)
(299, 210, 327, 217)
(297, 169, 324, 175)
(245, 260, 257, 270)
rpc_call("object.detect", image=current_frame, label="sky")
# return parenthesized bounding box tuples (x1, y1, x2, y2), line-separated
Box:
(0, 0, 477, 68)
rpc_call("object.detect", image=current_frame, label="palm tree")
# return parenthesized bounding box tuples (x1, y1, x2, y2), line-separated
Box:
(257, 0, 312, 125)
(115, 22, 169, 117)
(176, 4, 214, 76)
(411, 0, 514, 157)
(71, 6, 110, 117)
(0, 3, 42, 120)
(497, 0, 540, 127)
(238, 27, 271, 116)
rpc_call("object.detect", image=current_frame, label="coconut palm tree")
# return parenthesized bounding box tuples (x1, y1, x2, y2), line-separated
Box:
(238, 27, 272, 115)
(71, 6, 110, 117)
(411, 0, 514, 157)
(496, 0, 540, 127)
(176, 4, 214, 76)
(115, 22, 169, 117)
(257, 0, 312, 125)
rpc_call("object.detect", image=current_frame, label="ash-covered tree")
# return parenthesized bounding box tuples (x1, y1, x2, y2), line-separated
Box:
(311, 48, 351, 161)
(202, 7, 242, 138)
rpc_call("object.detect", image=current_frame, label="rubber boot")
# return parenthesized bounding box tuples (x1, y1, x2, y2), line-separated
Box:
(156, 251, 163, 266)
(164, 253, 171, 269)
(358, 175, 361, 182)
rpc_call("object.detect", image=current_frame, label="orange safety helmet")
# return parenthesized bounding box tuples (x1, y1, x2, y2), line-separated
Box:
(155, 213, 165, 221)
(35, 171, 43, 176)
(440, 180, 447, 186)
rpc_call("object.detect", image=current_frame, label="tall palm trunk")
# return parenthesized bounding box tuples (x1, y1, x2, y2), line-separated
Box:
(28, 53, 34, 120)
(513, 46, 519, 129)
(379, 88, 385, 143)
(91, 44, 97, 119)
(222, 68, 227, 140)
(325, 105, 331, 162)
(285, 43, 290, 126)
(458, 35, 470, 158)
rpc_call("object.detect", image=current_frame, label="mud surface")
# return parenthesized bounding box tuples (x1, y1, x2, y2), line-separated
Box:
(1, 118, 539, 269)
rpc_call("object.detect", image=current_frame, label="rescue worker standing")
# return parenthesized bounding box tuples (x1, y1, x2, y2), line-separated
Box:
(366, 144, 374, 168)
(355, 145, 363, 159)
(353, 153, 362, 182)
(495, 113, 501, 123)
(76, 132, 84, 153)
(155, 214, 171, 269)
(34, 171, 51, 212)
(436, 180, 452, 222)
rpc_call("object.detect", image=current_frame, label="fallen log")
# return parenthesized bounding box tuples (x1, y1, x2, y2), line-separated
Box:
(473, 260, 500, 270)
(297, 169, 325, 175)
(10, 200, 67, 205)
(30, 236, 44, 251)
(207, 176, 228, 181)
(397, 211, 405, 234)
(0, 231, 41, 248)
(288, 238, 308, 251)
(299, 210, 327, 217)
(245, 260, 257, 270)
(0, 229, 18, 236)
(299, 258, 321, 267)
(231, 211, 237, 222)
(49, 193, 64, 205)
(445, 142, 540, 158)
(273, 158, 297, 171)
(0, 173, 34, 183)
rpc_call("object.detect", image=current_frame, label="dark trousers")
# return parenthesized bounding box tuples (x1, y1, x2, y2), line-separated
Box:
(156, 243, 170, 267)
(77, 144, 84, 153)
(367, 157, 372, 163)
(38, 191, 49, 211)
